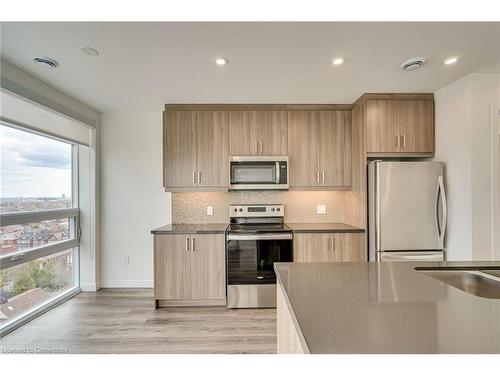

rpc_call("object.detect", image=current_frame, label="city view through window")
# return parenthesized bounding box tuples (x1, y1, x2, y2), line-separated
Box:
(0, 125, 76, 328)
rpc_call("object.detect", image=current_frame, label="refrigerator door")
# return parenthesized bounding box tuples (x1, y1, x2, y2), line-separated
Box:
(379, 251, 444, 262)
(370, 161, 445, 253)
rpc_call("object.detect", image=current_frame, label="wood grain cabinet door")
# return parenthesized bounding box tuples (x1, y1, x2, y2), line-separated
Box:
(163, 111, 197, 188)
(294, 233, 366, 262)
(196, 111, 229, 188)
(255, 111, 288, 155)
(190, 234, 226, 300)
(318, 110, 352, 187)
(366, 100, 400, 153)
(229, 111, 258, 156)
(399, 100, 434, 153)
(332, 233, 366, 262)
(287, 111, 320, 187)
(229, 110, 288, 156)
(293, 233, 335, 262)
(154, 235, 191, 300)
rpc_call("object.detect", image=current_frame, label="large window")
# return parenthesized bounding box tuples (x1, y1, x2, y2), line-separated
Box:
(0, 124, 79, 334)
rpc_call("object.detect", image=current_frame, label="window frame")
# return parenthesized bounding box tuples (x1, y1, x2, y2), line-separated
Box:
(0, 121, 81, 336)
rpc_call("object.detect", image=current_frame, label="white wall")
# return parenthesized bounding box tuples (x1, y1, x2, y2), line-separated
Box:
(100, 112, 171, 287)
(435, 73, 500, 260)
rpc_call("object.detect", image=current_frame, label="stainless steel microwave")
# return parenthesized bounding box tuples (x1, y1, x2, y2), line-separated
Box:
(229, 156, 289, 190)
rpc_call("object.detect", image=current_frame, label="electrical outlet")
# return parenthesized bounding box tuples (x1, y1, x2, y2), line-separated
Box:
(316, 204, 327, 215)
(122, 255, 130, 265)
(207, 206, 214, 216)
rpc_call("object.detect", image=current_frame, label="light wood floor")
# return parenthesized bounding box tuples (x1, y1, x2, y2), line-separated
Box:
(0, 289, 277, 354)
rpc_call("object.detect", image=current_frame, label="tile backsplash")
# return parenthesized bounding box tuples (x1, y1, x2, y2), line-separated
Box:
(172, 191, 348, 224)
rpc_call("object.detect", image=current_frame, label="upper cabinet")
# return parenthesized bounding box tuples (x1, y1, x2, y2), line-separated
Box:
(288, 110, 352, 189)
(229, 110, 287, 156)
(162, 97, 434, 192)
(163, 110, 229, 191)
(365, 95, 434, 155)
(163, 111, 197, 188)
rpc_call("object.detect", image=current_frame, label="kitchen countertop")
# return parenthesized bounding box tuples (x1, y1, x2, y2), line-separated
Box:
(286, 222, 364, 233)
(274, 261, 500, 353)
(151, 223, 228, 234)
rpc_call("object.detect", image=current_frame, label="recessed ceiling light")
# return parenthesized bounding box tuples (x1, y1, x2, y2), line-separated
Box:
(444, 57, 458, 65)
(332, 57, 346, 65)
(33, 56, 59, 68)
(215, 57, 228, 65)
(81, 46, 99, 57)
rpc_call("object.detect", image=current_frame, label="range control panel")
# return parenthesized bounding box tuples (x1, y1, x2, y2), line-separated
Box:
(229, 204, 284, 218)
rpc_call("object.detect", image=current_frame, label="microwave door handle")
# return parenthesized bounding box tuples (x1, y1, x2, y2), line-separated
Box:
(275, 162, 280, 183)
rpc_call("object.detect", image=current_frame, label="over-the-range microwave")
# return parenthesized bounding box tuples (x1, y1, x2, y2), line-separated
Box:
(229, 156, 289, 190)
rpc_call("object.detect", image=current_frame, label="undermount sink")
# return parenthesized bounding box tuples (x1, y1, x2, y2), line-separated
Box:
(418, 268, 500, 299)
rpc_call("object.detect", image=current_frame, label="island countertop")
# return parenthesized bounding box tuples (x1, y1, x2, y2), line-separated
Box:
(151, 223, 228, 234)
(274, 261, 500, 353)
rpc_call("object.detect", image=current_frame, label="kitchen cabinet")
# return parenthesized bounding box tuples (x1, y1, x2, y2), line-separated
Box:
(154, 233, 226, 307)
(288, 110, 352, 189)
(196, 111, 229, 188)
(229, 110, 287, 156)
(163, 111, 197, 188)
(365, 97, 434, 155)
(293, 232, 365, 262)
(163, 110, 229, 191)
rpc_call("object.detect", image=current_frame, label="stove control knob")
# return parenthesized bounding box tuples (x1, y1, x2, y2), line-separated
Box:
(239, 208, 243, 212)
(233, 208, 238, 212)
(276, 207, 280, 212)
(271, 208, 275, 212)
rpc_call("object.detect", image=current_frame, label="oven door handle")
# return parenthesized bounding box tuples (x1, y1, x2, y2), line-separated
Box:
(227, 233, 293, 241)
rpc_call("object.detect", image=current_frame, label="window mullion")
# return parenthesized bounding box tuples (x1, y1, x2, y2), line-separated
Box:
(0, 238, 79, 270)
(0, 208, 79, 226)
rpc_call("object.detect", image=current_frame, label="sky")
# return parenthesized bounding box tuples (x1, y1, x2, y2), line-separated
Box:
(0, 125, 72, 198)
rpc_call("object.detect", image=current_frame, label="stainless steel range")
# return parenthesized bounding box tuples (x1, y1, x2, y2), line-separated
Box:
(226, 204, 293, 308)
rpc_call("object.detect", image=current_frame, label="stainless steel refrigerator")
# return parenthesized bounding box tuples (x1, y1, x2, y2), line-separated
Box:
(368, 161, 447, 262)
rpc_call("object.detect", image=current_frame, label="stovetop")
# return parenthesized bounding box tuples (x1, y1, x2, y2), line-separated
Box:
(227, 223, 292, 234)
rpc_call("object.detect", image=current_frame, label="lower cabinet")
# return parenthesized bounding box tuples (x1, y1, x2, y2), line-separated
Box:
(154, 233, 226, 307)
(293, 232, 366, 262)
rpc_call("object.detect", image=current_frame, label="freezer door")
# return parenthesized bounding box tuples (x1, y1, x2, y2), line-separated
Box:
(379, 251, 444, 262)
(376, 161, 445, 251)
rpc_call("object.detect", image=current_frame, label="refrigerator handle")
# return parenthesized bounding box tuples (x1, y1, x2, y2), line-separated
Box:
(375, 162, 381, 252)
(435, 176, 447, 248)
(439, 176, 447, 247)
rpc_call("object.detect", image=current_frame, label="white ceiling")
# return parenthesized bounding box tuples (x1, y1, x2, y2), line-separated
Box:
(1, 22, 500, 113)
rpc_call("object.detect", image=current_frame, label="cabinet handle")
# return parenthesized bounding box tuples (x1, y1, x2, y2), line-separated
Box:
(193, 171, 197, 184)
(254, 141, 258, 154)
(185, 238, 190, 252)
(396, 135, 401, 148)
(316, 171, 320, 183)
(322, 170, 325, 183)
(402, 134, 406, 148)
(191, 238, 195, 252)
(259, 141, 263, 154)
(198, 171, 202, 184)
(330, 237, 335, 251)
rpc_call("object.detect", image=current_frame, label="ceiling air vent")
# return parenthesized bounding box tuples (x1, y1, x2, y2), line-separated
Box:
(33, 57, 59, 68)
(400, 57, 426, 71)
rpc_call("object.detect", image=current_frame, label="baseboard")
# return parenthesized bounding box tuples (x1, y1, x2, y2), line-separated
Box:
(80, 283, 99, 292)
(100, 279, 154, 288)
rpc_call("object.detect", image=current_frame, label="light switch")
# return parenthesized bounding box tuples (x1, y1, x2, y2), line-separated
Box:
(122, 255, 130, 265)
(316, 204, 327, 215)
(207, 206, 214, 216)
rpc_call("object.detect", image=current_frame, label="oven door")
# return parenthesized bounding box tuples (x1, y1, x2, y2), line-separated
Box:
(229, 156, 288, 190)
(226, 233, 293, 285)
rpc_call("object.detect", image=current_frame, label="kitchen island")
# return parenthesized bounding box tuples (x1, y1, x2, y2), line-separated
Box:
(274, 261, 500, 353)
